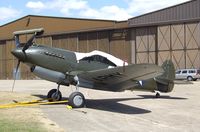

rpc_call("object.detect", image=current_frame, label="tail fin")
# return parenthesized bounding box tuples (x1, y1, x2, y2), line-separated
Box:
(155, 60, 175, 92)
(158, 60, 175, 82)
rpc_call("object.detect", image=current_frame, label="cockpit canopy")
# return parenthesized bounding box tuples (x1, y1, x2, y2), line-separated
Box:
(79, 55, 117, 67)
(75, 50, 128, 67)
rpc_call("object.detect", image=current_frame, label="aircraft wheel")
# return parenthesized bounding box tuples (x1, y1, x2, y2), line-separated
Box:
(69, 92, 85, 108)
(155, 92, 160, 98)
(47, 89, 62, 102)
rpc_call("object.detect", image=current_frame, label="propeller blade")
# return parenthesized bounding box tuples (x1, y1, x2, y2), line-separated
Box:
(12, 60, 20, 92)
(22, 34, 35, 52)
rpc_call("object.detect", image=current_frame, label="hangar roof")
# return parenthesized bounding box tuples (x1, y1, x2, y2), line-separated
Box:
(0, 15, 128, 40)
(128, 0, 200, 27)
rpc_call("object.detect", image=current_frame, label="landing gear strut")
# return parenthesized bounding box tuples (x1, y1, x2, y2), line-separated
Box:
(46, 76, 86, 108)
(47, 84, 62, 102)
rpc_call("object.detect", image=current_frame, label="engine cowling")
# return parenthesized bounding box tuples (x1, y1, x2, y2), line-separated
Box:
(31, 66, 69, 86)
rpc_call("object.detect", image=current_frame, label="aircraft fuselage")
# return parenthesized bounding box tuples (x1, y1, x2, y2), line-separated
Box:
(12, 44, 112, 74)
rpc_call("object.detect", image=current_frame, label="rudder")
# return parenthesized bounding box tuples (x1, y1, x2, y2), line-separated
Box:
(155, 60, 175, 92)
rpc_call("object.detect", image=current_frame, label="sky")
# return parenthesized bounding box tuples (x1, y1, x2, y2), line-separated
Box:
(0, 0, 190, 26)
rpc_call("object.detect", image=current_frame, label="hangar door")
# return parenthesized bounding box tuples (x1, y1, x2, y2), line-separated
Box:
(134, 27, 157, 64)
(157, 22, 200, 69)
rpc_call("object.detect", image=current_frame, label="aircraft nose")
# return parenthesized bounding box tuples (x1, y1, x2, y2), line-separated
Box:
(11, 49, 26, 61)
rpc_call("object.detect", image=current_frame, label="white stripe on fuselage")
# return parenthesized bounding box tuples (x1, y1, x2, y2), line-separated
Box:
(74, 50, 128, 67)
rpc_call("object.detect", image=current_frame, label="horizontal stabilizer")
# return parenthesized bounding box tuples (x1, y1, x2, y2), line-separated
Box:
(13, 28, 44, 35)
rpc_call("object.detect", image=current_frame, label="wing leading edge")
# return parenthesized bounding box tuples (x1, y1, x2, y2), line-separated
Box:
(77, 64, 164, 92)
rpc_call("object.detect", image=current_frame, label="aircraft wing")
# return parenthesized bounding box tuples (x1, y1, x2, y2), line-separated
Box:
(77, 64, 164, 92)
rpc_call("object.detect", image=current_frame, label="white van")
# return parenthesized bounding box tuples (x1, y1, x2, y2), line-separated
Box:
(175, 69, 200, 81)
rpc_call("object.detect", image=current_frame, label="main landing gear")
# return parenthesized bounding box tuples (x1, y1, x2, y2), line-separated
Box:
(68, 91, 85, 108)
(47, 85, 62, 102)
(47, 79, 85, 108)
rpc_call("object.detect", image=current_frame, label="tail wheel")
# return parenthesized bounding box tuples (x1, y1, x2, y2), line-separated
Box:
(69, 92, 85, 108)
(47, 89, 62, 102)
(155, 92, 160, 98)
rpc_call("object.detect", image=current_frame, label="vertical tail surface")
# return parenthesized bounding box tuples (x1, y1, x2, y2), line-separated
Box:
(155, 60, 175, 92)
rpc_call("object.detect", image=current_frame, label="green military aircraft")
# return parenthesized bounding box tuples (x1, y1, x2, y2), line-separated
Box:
(11, 28, 175, 108)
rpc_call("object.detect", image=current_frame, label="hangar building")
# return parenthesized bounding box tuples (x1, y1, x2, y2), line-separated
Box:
(0, 0, 199, 79)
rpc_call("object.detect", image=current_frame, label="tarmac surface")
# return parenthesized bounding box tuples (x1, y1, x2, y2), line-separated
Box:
(0, 80, 200, 132)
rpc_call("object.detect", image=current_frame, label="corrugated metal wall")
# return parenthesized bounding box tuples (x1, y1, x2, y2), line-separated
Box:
(109, 29, 131, 62)
(131, 27, 157, 64)
(185, 23, 200, 68)
(5, 40, 15, 79)
(129, 0, 200, 27)
(0, 41, 6, 79)
(52, 30, 131, 62)
(97, 31, 110, 53)
(128, 0, 200, 69)
(158, 22, 200, 69)
(131, 21, 200, 69)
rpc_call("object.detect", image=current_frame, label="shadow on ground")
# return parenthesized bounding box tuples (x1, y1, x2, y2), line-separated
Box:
(85, 98, 151, 114)
(32, 94, 186, 114)
(33, 94, 151, 114)
(137, 95, 187, 100)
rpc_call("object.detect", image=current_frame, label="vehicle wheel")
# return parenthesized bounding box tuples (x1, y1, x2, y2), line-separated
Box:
(69, 92, 85, 108)
(155, 92, 160, 98)
(47, 89, 62, 102)
(193, 78, 197, 81)
(187, 76, 193, 81)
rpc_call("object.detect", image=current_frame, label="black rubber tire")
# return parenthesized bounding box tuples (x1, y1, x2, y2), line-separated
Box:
(47, 89, 62, 102)
(187, 76, 193, 81)
(69, 92, 85, 108)
(193, 78, 197, 81)
(155, 92, 160, 98)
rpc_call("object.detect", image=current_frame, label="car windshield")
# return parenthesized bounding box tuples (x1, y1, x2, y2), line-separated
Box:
(197, 70, 200, 74)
